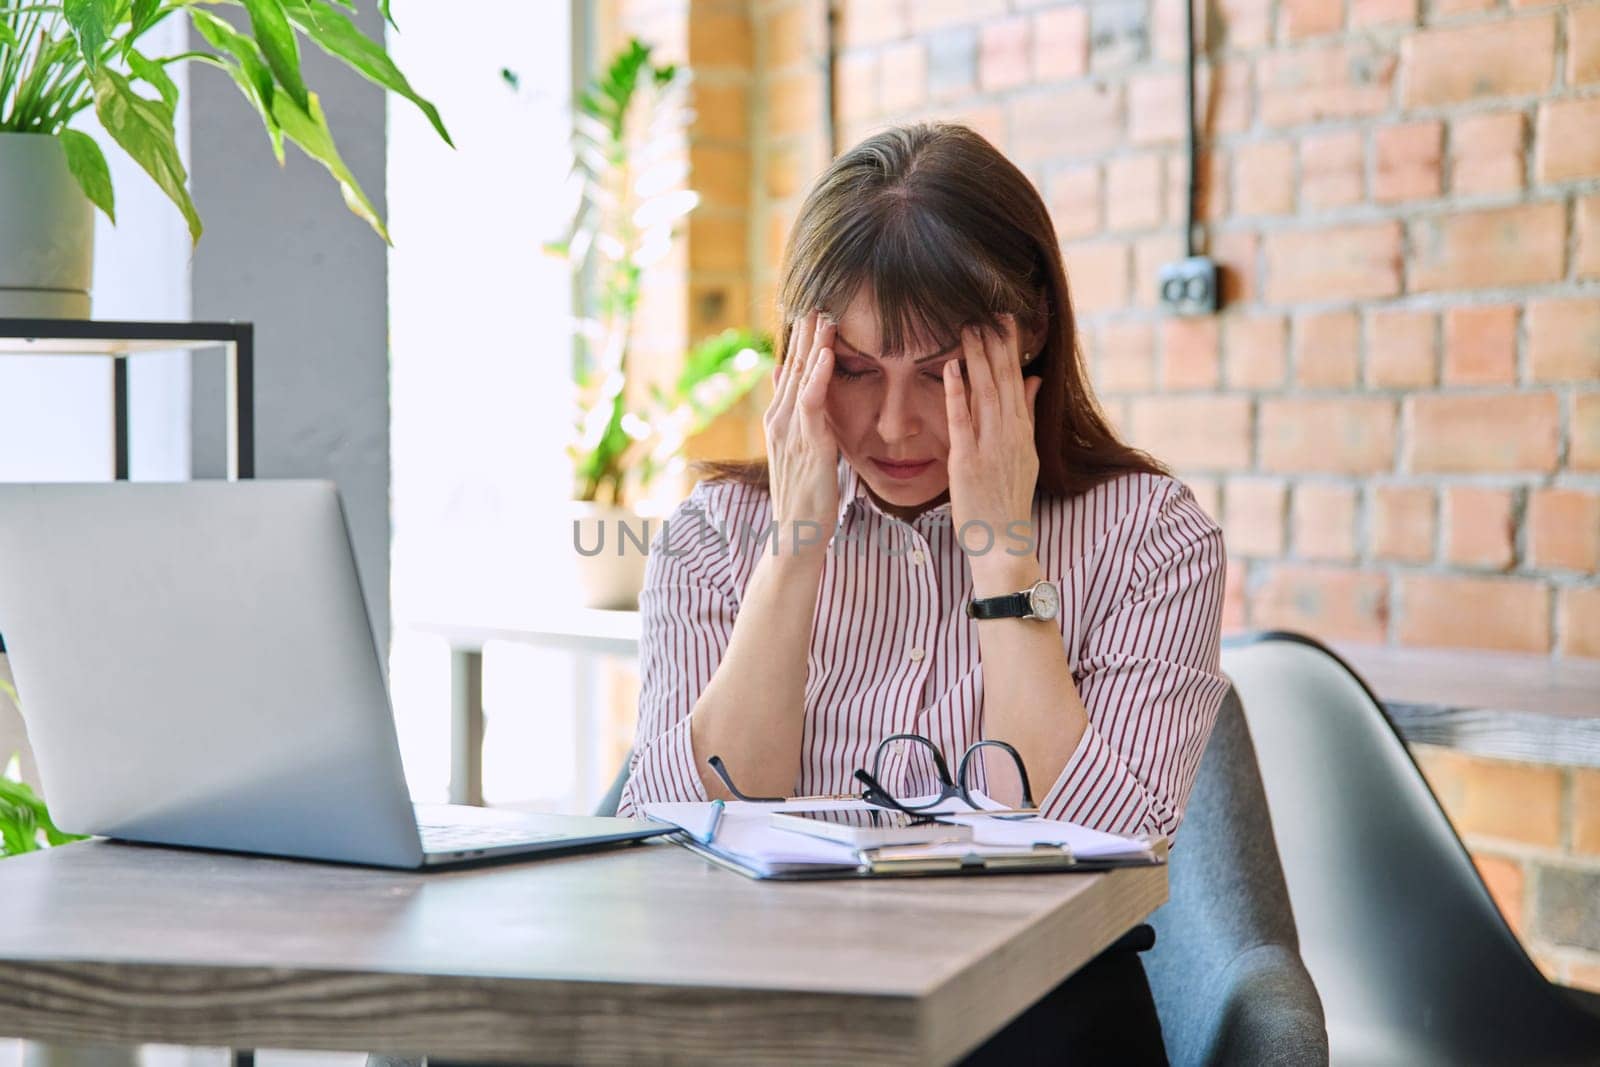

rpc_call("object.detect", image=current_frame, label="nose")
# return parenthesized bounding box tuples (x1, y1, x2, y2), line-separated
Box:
(875, 377, 922, 445)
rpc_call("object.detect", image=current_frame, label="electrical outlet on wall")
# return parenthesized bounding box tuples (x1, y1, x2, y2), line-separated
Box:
(1158, 256, 1220, 317)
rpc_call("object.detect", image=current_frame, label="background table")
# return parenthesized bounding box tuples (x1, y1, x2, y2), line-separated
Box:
(0, 837, 1167, 1066)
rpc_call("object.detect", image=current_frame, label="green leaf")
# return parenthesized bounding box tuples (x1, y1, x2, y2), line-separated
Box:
(127, 48, 178, 112)
(270, 88, 388, 243)
(58, 129, 115, 222)
(378, 0, 394, 30)
(0, 20, 18, 49)
(239, 0, 307, 110)
(62, 0, 110, 71)
(190, 8, 283, 163)
(129, 0, 158, 35)
(280, 0, 450, 147)
(91, 66, 202, 244)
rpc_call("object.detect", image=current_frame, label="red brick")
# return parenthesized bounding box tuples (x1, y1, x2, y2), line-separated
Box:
(1574, 769, 1600, 854)
(1414, 746, 1562, 848)
(1264, 223, 1403, 304)
(1399, 574, 1551, 654)
(1033, 6, 1089, 82)
(1252, 565, 1390, 644)
(1301, 130, 1366, 209)
(1350, 0, 1417, 27)
(1205, 60, 1253, 134)
(766, 1, 823, 69)
(1444, 486, 1516, 570)
(1450, 112, 1525, 197)
(1215, 230, 1260, 306)
(947, 104, 1006, 151)
(837, 0, 906, 47)
(1215, 0, 1273, 48)
(1222, 560, 1248, 631)
(1443, 305, 1517, 386)
(1129, 72, 1185, 145)
(1049, 165, 1102, 240)
(1095, 320, 1156, 393)
(1562, 587, 1600, 659)
(1225, 477, 1287, 557)
(1294, 310, 1361, 390)
(1293, 483, 1359, 561)
(1233, 140, 1295, 216)
(1063, 240, 1130, 315)
(907, 0, 1006, 33)
(1407, 393, 1560, 473)
(1187, 476, 1223, 522)
(1372, 484, 1436, 563)
(1161, 318, 1221, 390)
(1223, 314, 1288, 388)
(1409, 203, 1566, 292)
(879, 41, 927, 112)
(1009, 84, 1122, 162)
(1129, 396, 1254, 470)
(1471, 854, 1527, 936)
(1536, 98, 1600, 183)
(1577, 393, 1600, 472)
(836, 52, 880, 122)
(1367, 309, 1437, 389)
(978, 16, 1030, 93)
(1375, 121, 1443, 202)
(1281, 0, 1341, 39)
(1167, 150, 1228, 223)
(1402, 16, 1557, 106)
(1152, 0, 1204, 63)
(1580, 195, 1600, 280)
(1574, 3, 1600, 85)
(1261, 398, 1398, 474)
(1106, 154, 1166, 232)
(1259, 44, 1396, 127)
(1528, 489, 1600, 572)
(1528, 298, 1600, 383)
(766, 67, 824, 138)
(1433, 0, 1495, 13)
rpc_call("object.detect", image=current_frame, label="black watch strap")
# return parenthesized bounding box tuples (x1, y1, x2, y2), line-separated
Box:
(966, 592, 1033, 620)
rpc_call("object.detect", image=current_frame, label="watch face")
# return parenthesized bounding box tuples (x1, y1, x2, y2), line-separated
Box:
(1029, 580, 1061, 621)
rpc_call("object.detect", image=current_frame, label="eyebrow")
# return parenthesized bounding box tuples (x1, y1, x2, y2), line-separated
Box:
(835, 332, 961, 363)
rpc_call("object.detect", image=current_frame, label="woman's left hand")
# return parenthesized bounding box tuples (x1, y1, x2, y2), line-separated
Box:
(943, 314, 1044, 596)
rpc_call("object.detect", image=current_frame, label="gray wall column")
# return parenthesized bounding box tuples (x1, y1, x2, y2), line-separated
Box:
(187, 10, 391, 651)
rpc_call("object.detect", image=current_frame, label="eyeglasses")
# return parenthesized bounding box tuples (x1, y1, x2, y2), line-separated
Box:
(708, 732, 1038, 819)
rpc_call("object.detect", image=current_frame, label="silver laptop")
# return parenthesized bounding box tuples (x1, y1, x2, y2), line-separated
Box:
(0, 480, 671, 869)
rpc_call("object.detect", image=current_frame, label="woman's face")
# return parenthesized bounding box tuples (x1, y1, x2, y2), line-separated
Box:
(823, 288, 963, 515)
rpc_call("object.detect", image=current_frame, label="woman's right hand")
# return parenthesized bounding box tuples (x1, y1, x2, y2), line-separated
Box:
(764, 310, 839, 555)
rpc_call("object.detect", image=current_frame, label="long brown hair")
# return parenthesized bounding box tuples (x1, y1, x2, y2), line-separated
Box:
(699, 122, 1164, 497)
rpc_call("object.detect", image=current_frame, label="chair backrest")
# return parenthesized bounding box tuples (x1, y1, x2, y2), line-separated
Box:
(595, 754, 631, 818)
(1146, 685, 1328, 1065)
(1223, 633, 1600, 1064)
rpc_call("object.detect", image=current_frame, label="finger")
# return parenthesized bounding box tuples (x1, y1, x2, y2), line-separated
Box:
(962, 324, 1000, 433)
(798, 347, 836, 440)
(943, 358, 975, 451)
(778, 310, 817, 413)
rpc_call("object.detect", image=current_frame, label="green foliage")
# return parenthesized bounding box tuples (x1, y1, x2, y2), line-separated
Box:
(0, 681, 85, 857)
(530, 38, 771, 505)
(0, 0, 451, 244)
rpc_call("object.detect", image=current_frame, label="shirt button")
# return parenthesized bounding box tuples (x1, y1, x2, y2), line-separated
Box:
(911, 550, 926, 564)
(908, 647, 925, 662)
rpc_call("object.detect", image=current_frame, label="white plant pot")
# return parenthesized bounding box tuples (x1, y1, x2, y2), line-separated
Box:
(568, 501, 651, 611)
(0, 132, 95, 319)
(20, 1043, 140, 1067)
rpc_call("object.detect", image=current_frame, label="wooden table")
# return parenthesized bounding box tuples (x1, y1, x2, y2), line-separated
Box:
(0, 838, 1167, 1066)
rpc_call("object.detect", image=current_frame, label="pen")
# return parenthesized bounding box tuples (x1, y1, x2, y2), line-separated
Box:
(696, 798, 725, 845)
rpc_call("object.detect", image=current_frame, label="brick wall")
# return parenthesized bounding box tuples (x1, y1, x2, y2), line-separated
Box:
(1414, 745, 1600, 990)
(745, 0, 1600, 661)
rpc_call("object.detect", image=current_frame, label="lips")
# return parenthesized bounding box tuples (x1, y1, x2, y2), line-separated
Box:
(872, 458, 934, 481)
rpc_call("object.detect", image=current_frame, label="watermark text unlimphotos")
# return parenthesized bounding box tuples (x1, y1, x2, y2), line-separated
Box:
(573, 510, 1037, 559)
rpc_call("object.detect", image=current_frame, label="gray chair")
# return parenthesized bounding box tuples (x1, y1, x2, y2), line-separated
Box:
(1223, 632, 1600, 1066)
(1146, 685, 1330, 1066)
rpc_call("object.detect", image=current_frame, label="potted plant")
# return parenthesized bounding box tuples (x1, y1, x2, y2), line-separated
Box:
(0, 0, 451, 317)
(532, 38, 772, 609)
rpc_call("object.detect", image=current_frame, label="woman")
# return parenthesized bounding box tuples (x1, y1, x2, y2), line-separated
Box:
(617, 123, 1225, 1062)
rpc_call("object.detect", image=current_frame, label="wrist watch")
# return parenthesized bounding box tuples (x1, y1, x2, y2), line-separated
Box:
(967, 578, 1062, 622)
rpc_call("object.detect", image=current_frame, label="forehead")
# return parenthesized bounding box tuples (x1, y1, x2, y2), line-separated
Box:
(833, 287, 951, 360)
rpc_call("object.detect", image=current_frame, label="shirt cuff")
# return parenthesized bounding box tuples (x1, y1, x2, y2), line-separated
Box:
(615, 714, 708, 817)
(1037, 722, 1158, 838)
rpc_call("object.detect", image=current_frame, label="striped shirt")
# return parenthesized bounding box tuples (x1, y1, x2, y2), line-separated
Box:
(616, 460, 1228, 840)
